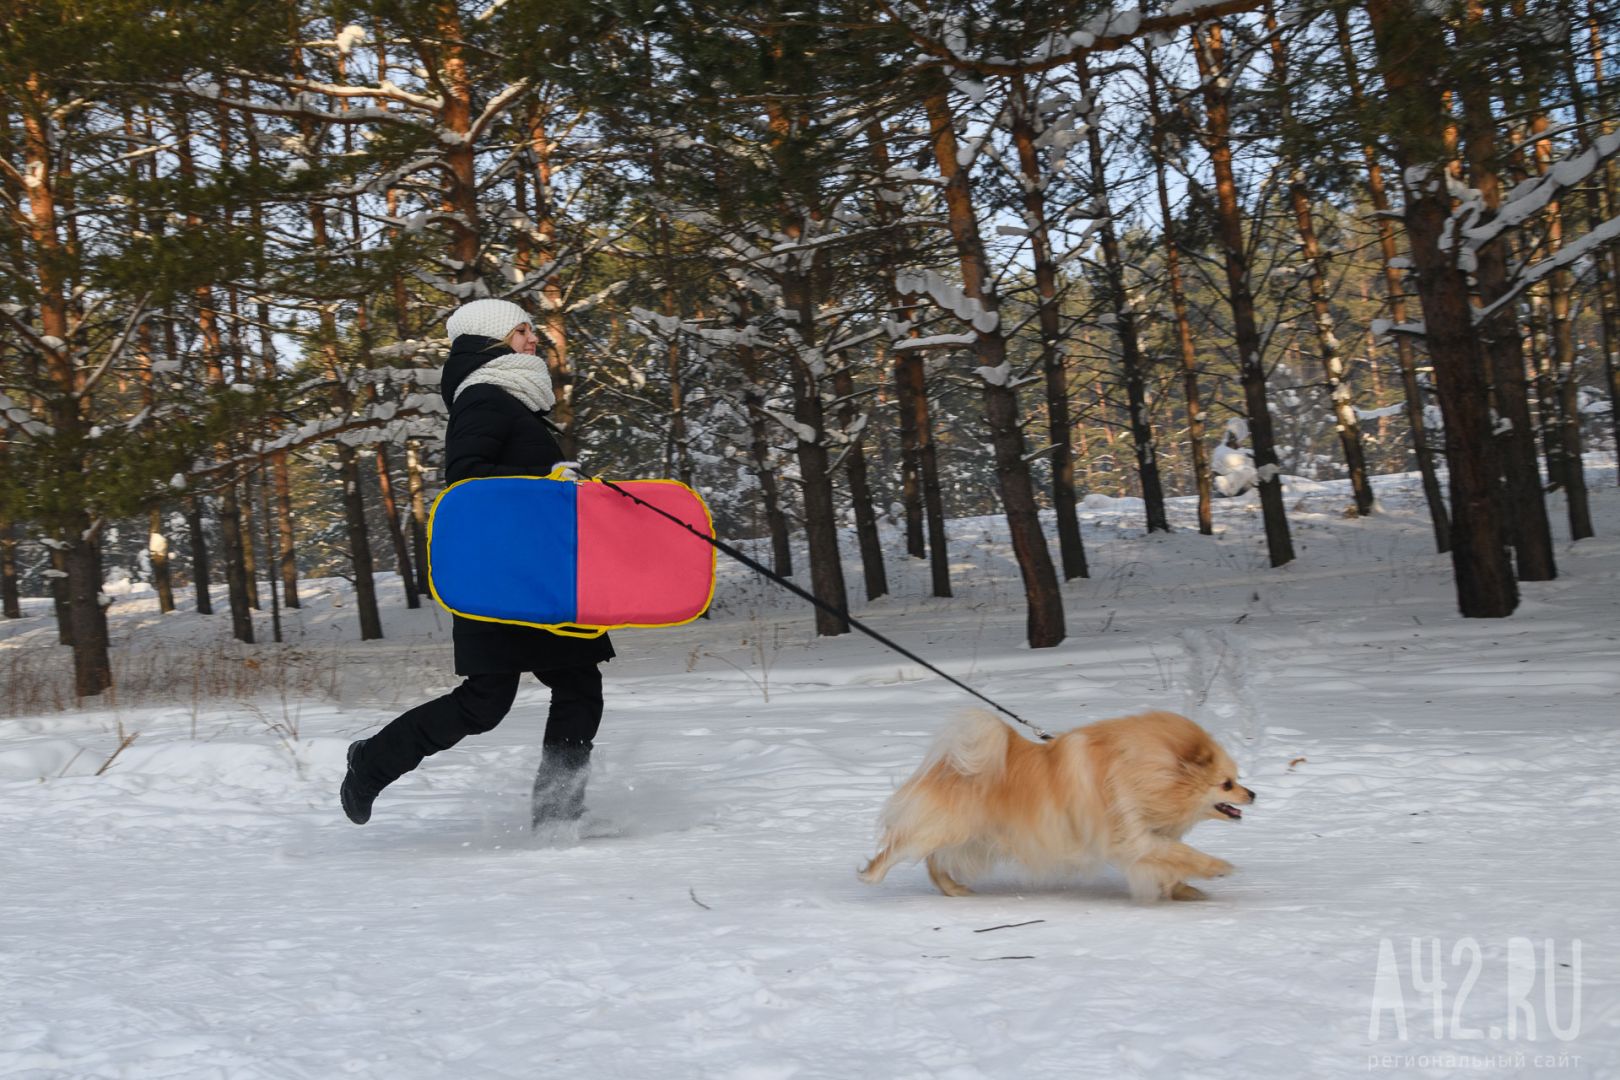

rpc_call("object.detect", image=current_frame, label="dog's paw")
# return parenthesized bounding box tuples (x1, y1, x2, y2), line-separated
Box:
(1200, 856, 1235, 878)
(1170, 882, 1209, 901)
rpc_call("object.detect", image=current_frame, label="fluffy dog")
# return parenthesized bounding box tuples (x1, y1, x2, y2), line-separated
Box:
(859, 710, 1254, 901)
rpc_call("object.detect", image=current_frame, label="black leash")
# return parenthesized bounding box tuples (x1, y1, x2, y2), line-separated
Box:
(594, 476, 1054, 742)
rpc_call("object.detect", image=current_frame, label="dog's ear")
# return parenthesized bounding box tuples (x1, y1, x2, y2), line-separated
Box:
(1179, 746, 1215, 773)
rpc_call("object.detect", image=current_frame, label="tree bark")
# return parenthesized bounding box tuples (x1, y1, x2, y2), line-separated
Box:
(868, 120, 950, 593)
(1530, 112, 1594, 540)
(740, 339, 794, 577)
(376, 444, 420, 608)
(406, 440, 432, 596)
(1589, 1, 1620, 475)
(1144, 46, 1213, 535)
(1366, 0, 1519, 617)
(1456, 0, 1558, 577)
(307, 182, 383, 639)
(926, 83, 1064, 647)
(22, 71, 111, 691)
(338, 444, 385, 640)
(0, 517, 19, 619)
(243, 107, 301, 609)
(525, 104, 576, 444)
(1570, 2, 1620, 485)
(1334, 8, 1450, 550)
(435, 2, 482, 285)
(133, 319, 177, 613)
(832, 360, 888, 601)
(127, 114, 177, 614)
(1012, 72, 1092, 571)
(185, 498, 213, 616)
(1193, 24, 1294, 566)
(1267, 8, 1374, 516)
(176, 112, 252, 641)
(1078, 58, 1169, 536)
(781, 268, 850, 638)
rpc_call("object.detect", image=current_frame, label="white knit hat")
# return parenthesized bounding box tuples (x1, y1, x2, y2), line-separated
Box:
(445, 298, 531, 342)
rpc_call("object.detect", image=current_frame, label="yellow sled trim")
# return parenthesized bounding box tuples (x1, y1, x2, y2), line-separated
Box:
(426, 469, 717, 638)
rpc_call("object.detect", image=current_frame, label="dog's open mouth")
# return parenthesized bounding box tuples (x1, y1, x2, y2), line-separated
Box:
(1214, 802, 1243, 820)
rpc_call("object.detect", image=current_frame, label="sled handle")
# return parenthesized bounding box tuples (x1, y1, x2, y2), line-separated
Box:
(543, 622, 610, 639)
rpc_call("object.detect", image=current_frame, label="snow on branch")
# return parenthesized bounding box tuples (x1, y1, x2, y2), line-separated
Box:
(131, 81, 411, 127)
(893, 332, 979, 351)
(1474, 212, 1620, 325)
(225, 66, 446, 112)
(0, 392, 53, 437)
(758, 407, 820, 446)
(895, 270, 999, 333)
(1458, 130, 1620, 250)
(470, 79, 537, 142)
(191, 398, 444, 483)
(877, 0, 1266, 76)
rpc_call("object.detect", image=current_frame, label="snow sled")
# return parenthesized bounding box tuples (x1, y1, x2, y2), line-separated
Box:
(427, 469, 716, 638)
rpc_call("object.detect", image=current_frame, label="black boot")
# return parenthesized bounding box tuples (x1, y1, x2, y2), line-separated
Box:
(341, 740, 380, 825)
(531, 742, 592, 829)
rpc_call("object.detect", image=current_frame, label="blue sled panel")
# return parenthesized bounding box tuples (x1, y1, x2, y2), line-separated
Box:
(428, 477, 578, 626)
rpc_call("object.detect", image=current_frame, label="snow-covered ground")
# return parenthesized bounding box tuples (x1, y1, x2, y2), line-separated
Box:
(3, 467, 1617, 1079)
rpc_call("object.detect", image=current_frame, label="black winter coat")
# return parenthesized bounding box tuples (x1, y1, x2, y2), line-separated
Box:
(440, 334, 615, 675)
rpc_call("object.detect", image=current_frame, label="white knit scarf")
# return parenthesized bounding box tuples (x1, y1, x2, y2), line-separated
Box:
(452, 352, 556, 413)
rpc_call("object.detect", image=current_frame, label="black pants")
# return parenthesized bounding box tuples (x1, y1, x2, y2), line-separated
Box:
(352, 665, 603, 792)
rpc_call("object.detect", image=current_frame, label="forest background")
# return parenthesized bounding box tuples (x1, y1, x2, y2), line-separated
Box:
(2, 0, 1616, 699)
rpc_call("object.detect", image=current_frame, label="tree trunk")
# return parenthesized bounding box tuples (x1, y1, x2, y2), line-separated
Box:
(128, 124, 177, 615)
(339, 444, 385, 641)
(833, 361, 888, 601)
(0, 517, 19, 619)
(1366, 0, 1519, 617)
(1531, 114, 1594, 540)
(926, 84, 1064, 648)
(887, 341, 946, 595)
(1144, 47, 1213, 535)
(1193, 25, 1294, 566)
(1012, 73, 1092, 571)
(185, 498, 213, 616)
(256, 461, 283, 644)
(245, 119, 301, 611)
(66, 516, 112, 699)
(782, 270, 850, 638)
(889, 341, 926, 559)
(375, 444, 419, 608)
(1456, 0, 1558, 578)
(49, 545, 72, 645)
(1569, 4, 1620, 486)
(238, 463, 261, 611)
(526, 105, 575, 443)
(134, 322, 177, 613)
(867, 123, 928, 564)
(406, 440, 432, 596)
(1590, 1, 1620, 477)
(1267, 8, 1374, 516)
(216, 478, 255, 642)
(436, 2, 482, 286)
(176, 114, 253, 641)
(1078, 58, 1169, 536)
(308, 185, 383, 640)
(908, 345, 953, 598)
(741, 345, 794, 577)
(148, 509, 176, 614)
(271, 449, 300, 608)
(22, 71, 109, 689)
(1334, 9, 1450, 551)
(868, 118, 950, 593)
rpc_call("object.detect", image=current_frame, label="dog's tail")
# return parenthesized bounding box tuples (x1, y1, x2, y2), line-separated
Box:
(928, 708, 1014, 782)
